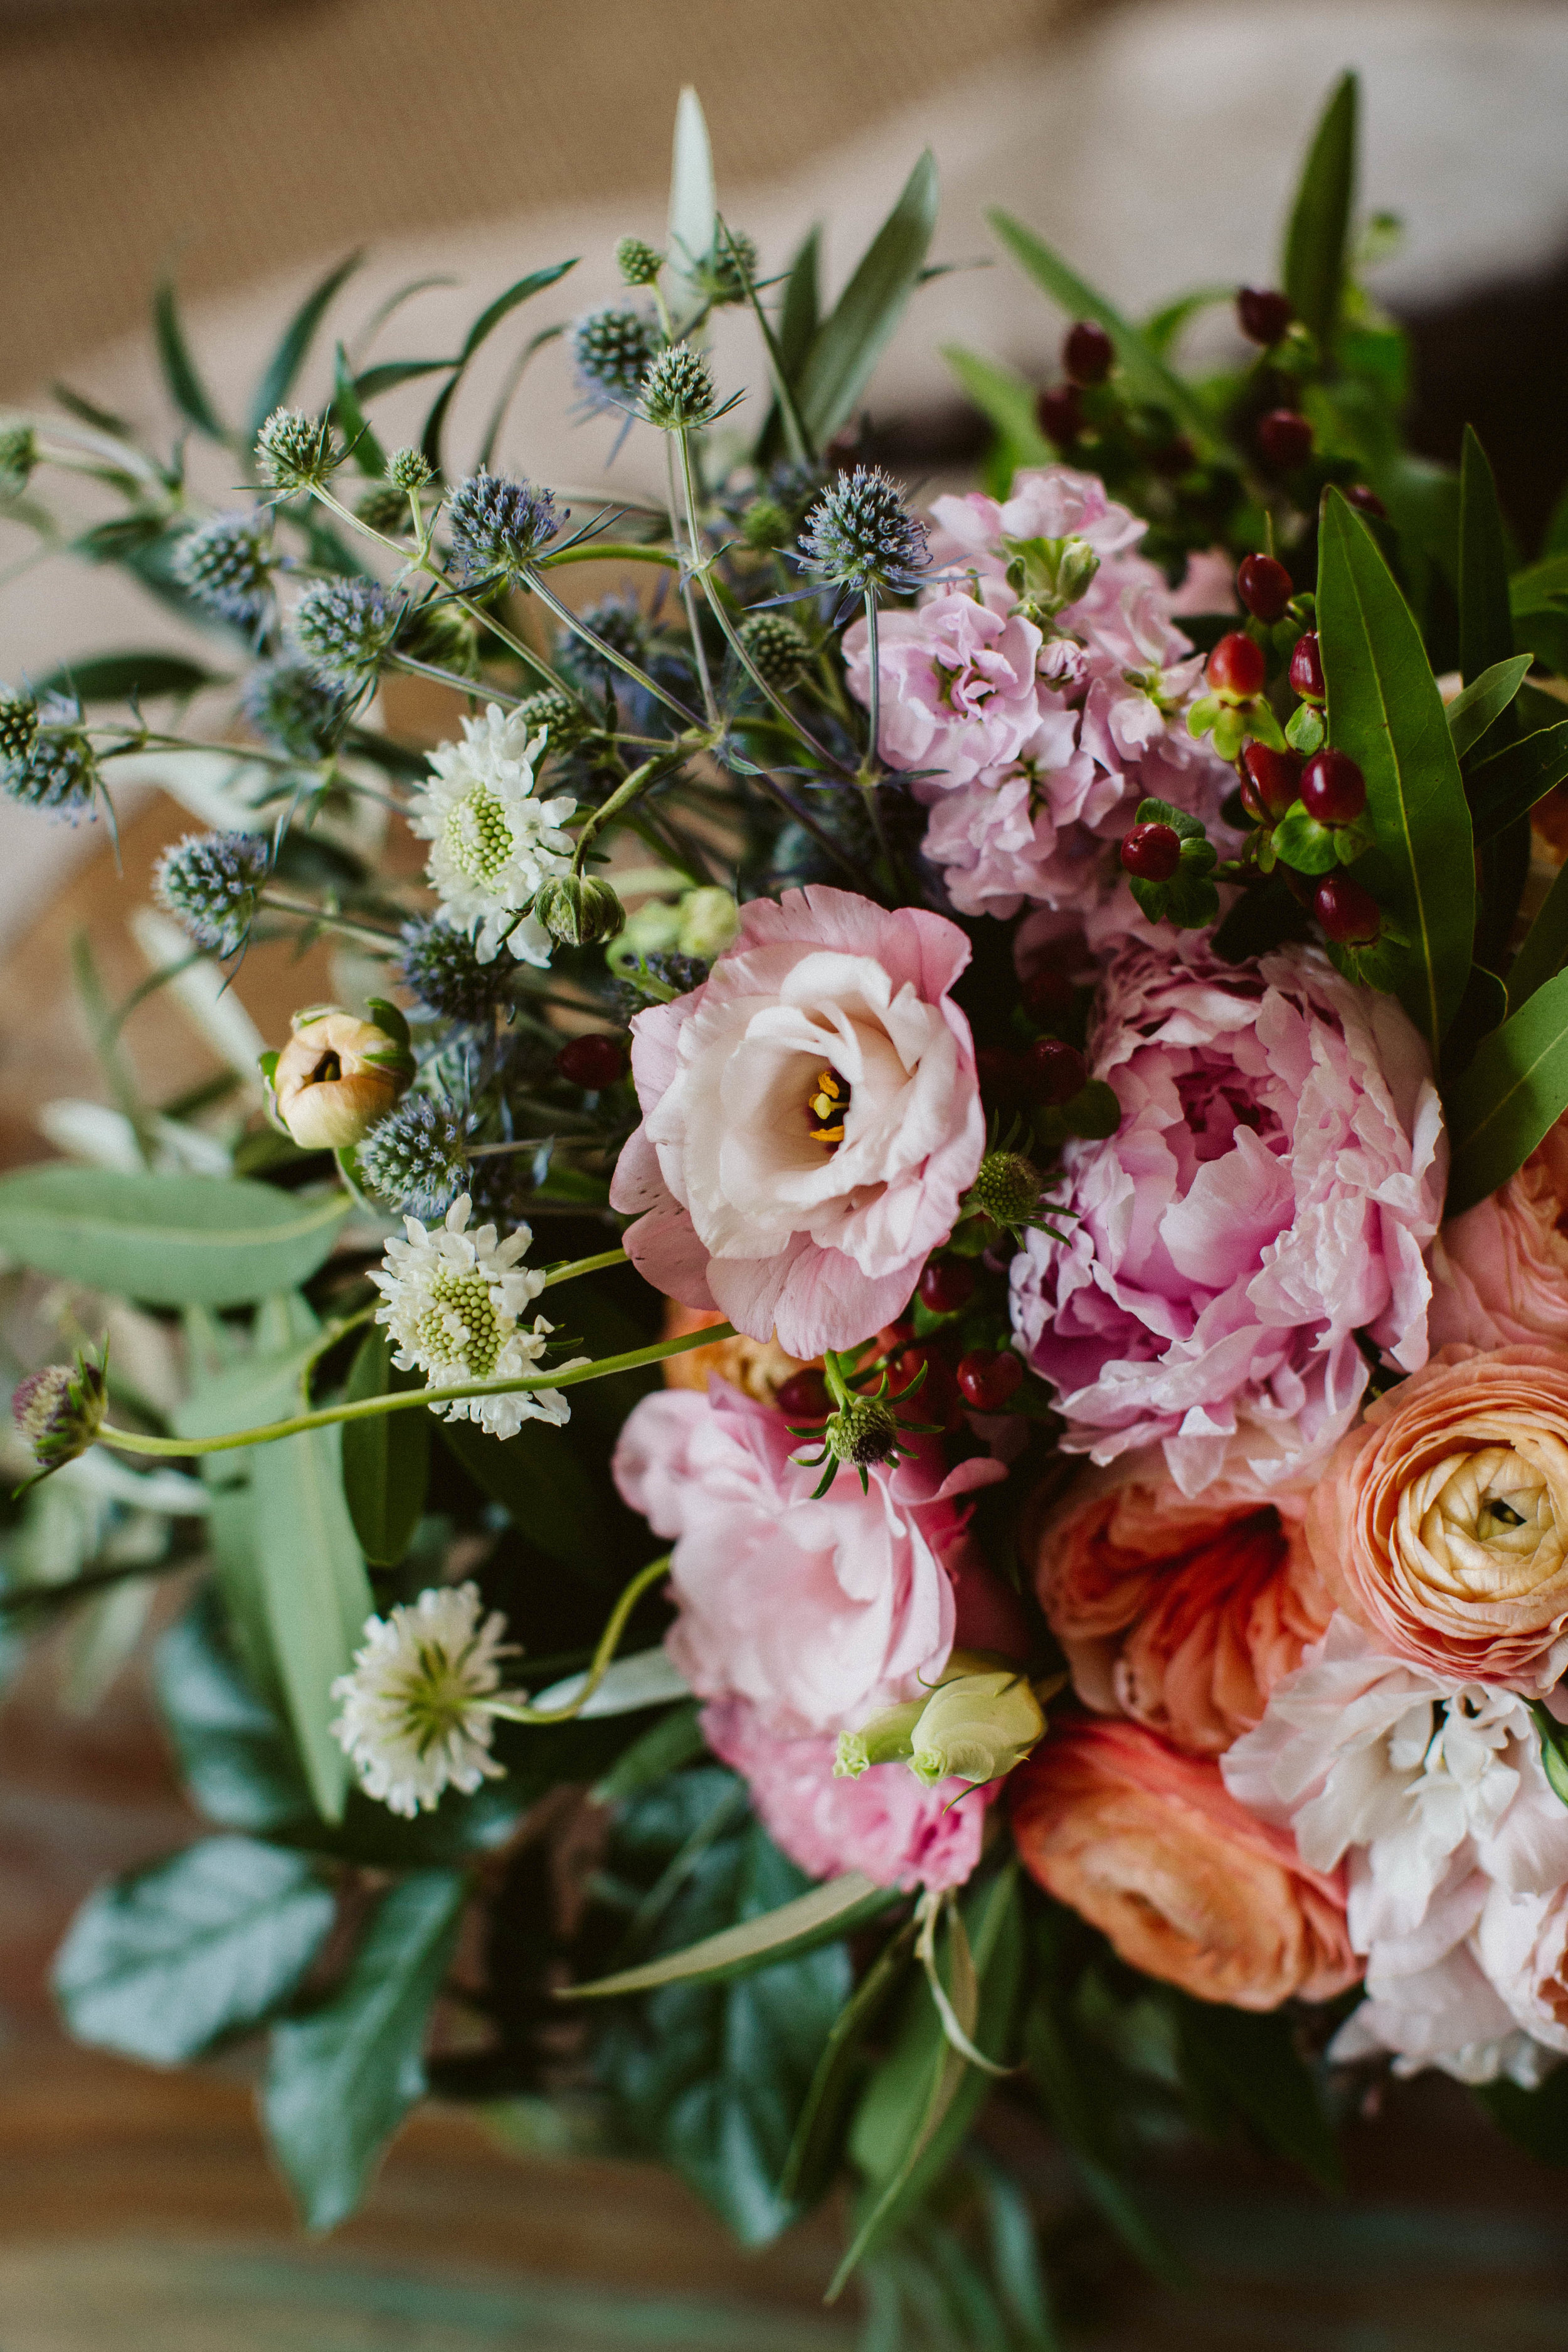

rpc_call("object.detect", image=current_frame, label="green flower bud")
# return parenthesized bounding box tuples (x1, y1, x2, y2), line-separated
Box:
(963, 1150, 1045, 1232)
(825, 1393, 901, 1470)
(355, 481, 413, 535)
(534, 874, 626, 948)
(517, 689, 592, 753)
(640, 344, 718, 431)
(740, 496, 790, 551)
(834, 1698, 926, 1779)
(739, 610, 811, 691)
(13, 1347, 107, 1475)
(255, 406, 339, 494)
(1002, 532, 1101, 622)
(388, 446, 434, 490)
(908, 1666, 1046, 1787)
(0, 422, 38, 496)
(675, 886, 739, 961)
(615, 235, 664, 287)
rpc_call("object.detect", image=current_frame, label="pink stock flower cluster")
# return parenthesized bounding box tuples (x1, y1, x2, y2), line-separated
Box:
(841, 466, 1236, 922)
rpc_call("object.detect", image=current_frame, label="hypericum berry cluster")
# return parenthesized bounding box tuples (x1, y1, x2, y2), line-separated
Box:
(240, 657, 350, 761)
(154, 829, 272, 956)
(638, 344, 718, 431)
(172, 511, 275, 627)
(445, 469, 559, 585)
(255, 406, 339, 494)
(738, 610, 811, 690)
(357, 1094, 472, 1219)
(797, 465, 930, 596)
(571, 308, 660, 411)
(290, 578, 400, 683)
(396, 916, 516, 1024)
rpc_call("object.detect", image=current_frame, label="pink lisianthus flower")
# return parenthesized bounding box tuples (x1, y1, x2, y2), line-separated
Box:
(609, 885, 985, 1360)
(611, 1379, 1003, 1738)
(1010, 941, 1447, 1495)
(1428, 1116, 1568, 1349)
(841, 583, 1044, 786)
(702, 1697, 989, 1892)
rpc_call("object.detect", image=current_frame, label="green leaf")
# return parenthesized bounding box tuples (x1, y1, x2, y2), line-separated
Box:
(987, 209, 1215, 453)
(263, 1869, 465, 2232)
(155, 1586, 314, 1835)
(1142, 283, 1236, 360)
(437, 1415, 616, 1573)
(1509, 553, 1568, 614)
(1271, 802, 1342, 875)
(246, 250, 364, 445)
(1467, 721, 1568, 846)
(1443, 967, 1568, 1212)
(776, 226, 822, 389)
(781, 1920, 916, 2206)
(1440, 960, 1508, 1089)
(591, 1701, 707, 1805)
(1281, 72, 1358, 352)
(1170, 1992, 1340, 2191)
(351, 357, 457, 402)
(1507, 856, 1568, 1014)
(154, 280, 227, 443)
(1022, 1988, 1184, 2285)
(0, 1168, 351, 1308)
(940, 345, 1051, 467)
(1316, 487, 1474, 1052)
(33, 652, 225, 704)
(1447, 654, 1532, 760)
(666, 84, 718, 300)
(799, 151, 940, 447)
(54, 1835, 333, 2065)
(340, 1327, 428, 1567)
(563, 1869, 893, 1998)
(420, 261, 576, 476)
(1460, 426, 1530, 968)
(331, 343, 385, 479)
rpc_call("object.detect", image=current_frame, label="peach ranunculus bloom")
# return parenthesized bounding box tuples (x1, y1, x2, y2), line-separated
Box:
(1428, 1117, 1568, 1350)
(1306, 1343, 1568, 1693)
(1010, 1717, 1357, 2009)
(1029, 1465, 1332, 1756)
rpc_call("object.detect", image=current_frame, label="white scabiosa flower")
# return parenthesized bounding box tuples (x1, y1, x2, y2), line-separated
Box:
(331, 1582, 516, 1816)
(369, 1194, 579, 1438)
(409, 702, 576, 965)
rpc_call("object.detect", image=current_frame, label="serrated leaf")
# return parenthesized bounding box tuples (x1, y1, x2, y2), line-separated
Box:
(800, 151, 939, 446)
(54, 1835, 333, 2065)
(340, 1327, 428, 1567)
(1443, 967, 1568, 1212)
(0, 1168, 350, 1308)
(263, 1868, 465, 2232)
(1468, 721, 1568, 847)
(1448, 654, 1532, 760)
(1282, 72, 1358, 352)
(33, 652, 225, 704)
(154, 281, 227, 443)
(563, 1869, 893, 1998)
(246, 250, 364, 445)
(1316, 487, 1474, 1051)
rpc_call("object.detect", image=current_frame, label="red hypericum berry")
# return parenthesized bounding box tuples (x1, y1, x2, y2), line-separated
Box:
(1207, 630, 1267, 702)
(775, 1368, 830, 1422)
(1064, 319, 1114, 386)
(918, 1258, 977, 1316)
(1024, 1036, 1087, 1106)
(1345, 483, 1388, 519)
(1240, 741, 1303, 824)
(887, 1342, 964, 1429)
(555, 1032, 627, 1088)
(1314, 873, 1382, 945)
(1021, 963, 1075, 1023)
(956, 1349, 1025, 1411)
(1121, 821, 1182, 882)
(1256, 408, 1315, 469)
(975, 1044, 1027, 1101)
(1300, 748, 1367, 825)
(1289, 630, 1326, 706)
(1149, 433, 1196, 479)
(1037, 383, 1083, 445)
(1236, 551, 1294, 623)
(1237, 286, 1294, 346)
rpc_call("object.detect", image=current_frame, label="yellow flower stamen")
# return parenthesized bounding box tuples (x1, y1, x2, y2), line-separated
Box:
(808, 1065, 848, 1145)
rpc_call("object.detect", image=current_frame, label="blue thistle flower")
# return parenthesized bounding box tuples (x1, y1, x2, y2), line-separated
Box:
(240, 657, 351, 761)
(154, 829, 272, 956)
(445, 469, 559, 586)
(638, 344, 720, 431)
(255, 407, 339, 494)
(172, 511, 275, 628)
(4, 706, 99, 819)
(396, 918, 514, 1024)
(797, 465, 930, 595)
(290, 578, 400, 684)
(0, 688, 39, 766)
(357, 1095, 472, 1219)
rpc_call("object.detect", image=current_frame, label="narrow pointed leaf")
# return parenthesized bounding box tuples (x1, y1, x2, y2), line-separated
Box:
(1508, 857, 1568, 1014)
(33, 652, 225, 704)
(352, 357, 458, 401)
(340, 1326, 428, 1567)
(1448, 654, 1532, 760)
(800, 152, 940, 446)
(777, 226, 822, 389)
(1444, 967, 1568, 1212)
(0, 1168, 350, 1307)
(1468, 721, 1568, 845)
(561, 1869, 893, 1996)
(781, 1919, 916, 2205)
(941, 345, 1052, 466)
(331, 343, 384, 479)
(420, 260, 576, 475)
(1281, 72, 1358, 351)
(667, 85, 717, 299)
(154, 282, 227, 443)
(1460, 426, 1529, 968)
(246, 250, 364, 444)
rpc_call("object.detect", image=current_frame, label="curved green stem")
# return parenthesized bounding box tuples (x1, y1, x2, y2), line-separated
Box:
(524, 564, 704, 730)
(539, 542, 681, 573)
(542, 1245, 628, 1285)
(489, 1554, 671, 1725)
(570, 754, 675, 877)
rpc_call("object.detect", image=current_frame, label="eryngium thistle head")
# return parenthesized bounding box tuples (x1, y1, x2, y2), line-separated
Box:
(798, 465, 930, 595)
(255, 406, 339, 494)
(4, 723, 98, 818)
(172, 511, 275, 627)
(396, 918, 514, 1024)
(446, 469, 559, 585)
(290, 577, 400, 682)
(612, 951, 709, 1017)
(388, 446, 433, 490)
(965, 1150, 1044, 1231)
(0, 423, 38, 496)
(13, 1349, 106, 1475)
(534, 874, 625, 948)
(639, 344, 717, 430)
(357, 1095, 472, 1219)
(695, 230, 758, 307)
(0, 689, 39, 766)
(241, 656, 351, 760)
(154, 828, 272, 956)
(571, 307, 660, 410)
(824, 1394, 900, 1469)
(355, 480, 413, 535)
(739, 610, 811, 691)
(516, 688, 591, 753)
(615, 235, 664, 287)
(740, 495, 790, 551)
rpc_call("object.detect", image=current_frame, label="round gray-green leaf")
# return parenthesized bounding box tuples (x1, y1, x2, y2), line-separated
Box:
(0, 1167, 351, 1306)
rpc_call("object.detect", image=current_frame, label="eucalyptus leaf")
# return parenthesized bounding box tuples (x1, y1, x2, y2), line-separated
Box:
(33, 652, 225, 705)
(264, 1868, 465, 2232)
(1282, 72, 1358, 352)
(1447, 654, 1532, 760)
(54, 1835, 333, 2065)
(1443, 967, 1568, 1213)
(340, 1327, 428, 1568)
(247, 250, 364, 445)
(154, 281, 227, 443)
(564, 1868, 893, 1998)
(420, 261, 576, 476)
(799, 151, 940, 447)
(0, 1167, 351, 1308)
(1468, 721, 1568, 847)
(1316, 488, 1474, 1051)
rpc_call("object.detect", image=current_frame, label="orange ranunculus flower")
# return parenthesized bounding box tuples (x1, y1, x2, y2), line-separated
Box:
(1306, 1343, 1568, 1693)
(1010, 1718, 1357, 2010)
(660, 1301, 810, 1404)
(1029, 1470, 1332, 1756)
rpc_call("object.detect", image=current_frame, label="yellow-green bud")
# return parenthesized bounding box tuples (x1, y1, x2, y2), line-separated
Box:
(834, 1698, 926, 1779)
(675, 885, 739, 960)
(534, 874, 626, 948)
(908, 1666, 1046, 1787)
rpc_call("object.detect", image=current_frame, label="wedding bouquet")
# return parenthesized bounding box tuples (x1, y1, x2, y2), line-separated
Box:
(5, 68, 1568, 2339)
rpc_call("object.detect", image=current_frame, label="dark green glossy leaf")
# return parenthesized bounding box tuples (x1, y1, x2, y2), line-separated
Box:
(33, 651, 225, 704)
(54, 1835, 333, 2065)
(0, 1168, 351, 1308)
(331, 342, 385, 479)
(246, 250, 364, 445)
(781, 1919, 916, 2207)
(340, 1327, 428, 1567)
(1443, 967, 1568, 1212)
(352, 357, 457, 402)
(420, 260, 577, 476)
(1477, 2063, 1568, 2164)
(1448, 654, 1532, 760)
(1316, 488, 1474, 1051)
(1440, 960, 1508, 1088)
(1507, 856, 1568, 1014)
(156, 1586, 314, 1835)
(1468, 721, 1568, 846)
(154, 281, 227, 442)
(1461, 427, 1530, 967)
(799, 152, 939, 447)
(1282, 72, 1358, 352)
(437, 1415, 614, 1572)
(264, 1868, 465, 2232)
(1171, 1991, 1340, 2191)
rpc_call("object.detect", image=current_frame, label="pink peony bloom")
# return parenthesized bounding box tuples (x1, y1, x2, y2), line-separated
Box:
(842, 583, 1044, 786)
(1429, 1116, 1568, 1350)
(1010, 941, 1447, 1495)
(609, 885, 985, 1359)
(702, 1697, 988, 1892)
(611, 1379, 1002, 1737)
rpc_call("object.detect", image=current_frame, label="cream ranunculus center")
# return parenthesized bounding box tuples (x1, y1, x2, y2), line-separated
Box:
(1412, 1443, 1567, 1601)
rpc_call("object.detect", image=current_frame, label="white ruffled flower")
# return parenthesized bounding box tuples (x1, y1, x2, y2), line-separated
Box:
(410, 703, 576, 964)
(331, 1582, 517, 1816)
(369, 1194, 580, 1438)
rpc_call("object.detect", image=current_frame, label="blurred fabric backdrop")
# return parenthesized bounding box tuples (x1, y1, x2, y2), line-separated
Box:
(2, 3, 1568, 2346)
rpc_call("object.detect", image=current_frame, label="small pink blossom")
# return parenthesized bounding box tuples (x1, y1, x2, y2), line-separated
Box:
(842, 585, 1044, 786)
(702, 1697, 988, 1892)
(1429, 1116, 1568, 1350)
(918, 711, 1112, 920)
(609, 885, 985, 1359)
(1010, 940, 1447, 1494)
(611, 1379, 1002, 1737)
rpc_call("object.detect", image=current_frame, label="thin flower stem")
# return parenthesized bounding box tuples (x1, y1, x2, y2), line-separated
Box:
(488, 1552, 671, 1725)
(666, 437, 719, 726)
(386, 652, 515, 705)
(570, 754, 674, 876)
(541, 1245, 628, 1286)
(92, 1322, 734, 1459)
(862, 591, 882, 778)
(259, 893, 399, 951)
(538, 542, 682, 572)
(524, 564, 705, 731)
